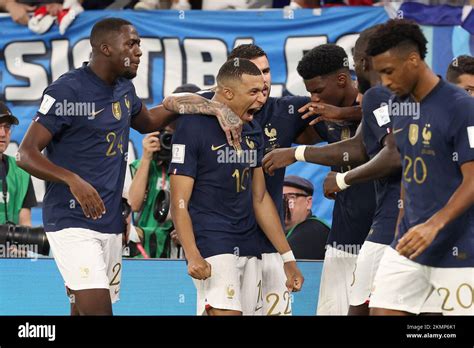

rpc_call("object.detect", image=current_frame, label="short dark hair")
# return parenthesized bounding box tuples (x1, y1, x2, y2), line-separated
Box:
(90, 17, 133, 47)
(354, 24, 383, 58)
(366, 19, 427, 60)
(228, 44, 267, 61)
(297, 44, 349, 80)
(446, 55, 474, 83)
(216, 58, 262, 85)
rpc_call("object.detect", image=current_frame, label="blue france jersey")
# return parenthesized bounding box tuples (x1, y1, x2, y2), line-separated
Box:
(168, 114, 264, 259)
(198, 91, 311, 253)
(314, 118, 376, 251)
(391, 79, 474, 267)
(361, 86, 401, 245)
(35, 64, 142, 234)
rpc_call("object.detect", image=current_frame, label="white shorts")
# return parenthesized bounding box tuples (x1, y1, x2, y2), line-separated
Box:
(46, 228, 123, 304)
(193, 254, 262, 315)
(370, 247, 473, 315)
(261, 252, 292, 316)
(349, 241, 387, 306)
(317, 245, 358, 315)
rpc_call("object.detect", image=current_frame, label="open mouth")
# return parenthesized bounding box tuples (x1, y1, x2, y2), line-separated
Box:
(245, 107, 260, 119)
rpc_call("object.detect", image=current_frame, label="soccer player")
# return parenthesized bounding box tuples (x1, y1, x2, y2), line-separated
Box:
(169, 58, 304, 316)
(163, 44, 361, 315)
(446, 55, 474, 96)
(366, 19, 474, 315)
(16, 18, 196, 315)
(263, 44, 376, 315)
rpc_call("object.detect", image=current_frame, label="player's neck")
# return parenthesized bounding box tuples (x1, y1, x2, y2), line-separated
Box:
(411, 67, 440, 102)
(211, 93, 242, 120)
(88, 59, 118, 86)
(342, 85, 359, 107)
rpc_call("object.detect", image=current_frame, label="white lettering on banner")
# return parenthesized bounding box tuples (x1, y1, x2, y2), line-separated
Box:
(3, 35, 360, 103)
(284, 36, 328, 97)
(163, 38, 183, 97)
(184, 38, 228, 91)
(72, 38, 91, 68)
(4, 41, 48, 101)
(335, 33, 359, 71)
(51, 39, 70, 82)
(134, 38, 162, 100)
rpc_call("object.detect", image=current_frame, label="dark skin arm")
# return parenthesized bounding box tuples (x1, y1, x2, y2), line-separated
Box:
(299, 100, 362, 126)
(322, 133, 401, 198)
(397, 161, 474, 259)
(263, 123, 368, 176)
(17, 122, 105, 220)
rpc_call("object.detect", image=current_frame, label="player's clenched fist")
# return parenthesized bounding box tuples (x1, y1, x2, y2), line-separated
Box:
(187, 255, 212, 280)
(68, 175, 106, 220)
(283, 261, 304, 292)
(323, 171, 340, 200)
(263, 148, 296, 176)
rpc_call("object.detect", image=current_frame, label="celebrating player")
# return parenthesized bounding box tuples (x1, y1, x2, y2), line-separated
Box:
(16, 18, 195, 315)
(164, 44, 361, 315)
(262, 44, 376, 315)
(169, 58, 304, 316)
(366, 19, 474, 315)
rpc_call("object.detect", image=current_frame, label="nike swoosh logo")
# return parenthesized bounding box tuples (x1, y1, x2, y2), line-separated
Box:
(393, 128, 403, 134)
(211, 144, 226, 151)
(254, 305, 263, 312)
(88, 108, 105, 119)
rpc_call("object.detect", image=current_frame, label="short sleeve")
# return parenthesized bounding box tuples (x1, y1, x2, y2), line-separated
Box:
(283, 96, 312, 136)
(362, 86, 393, 146)
(34, 84, 75, 136)
(168, 116, 201, 178)
(21, 178, 37, 209)
(450, 97, 474, 165)
(255, 131, 264, 168)
(130, 84, 143, 117)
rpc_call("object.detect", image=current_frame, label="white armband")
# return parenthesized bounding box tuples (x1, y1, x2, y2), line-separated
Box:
(281, 250, 296, 263)
(294, 145, 307, 162)
(335, 172, 350, 190)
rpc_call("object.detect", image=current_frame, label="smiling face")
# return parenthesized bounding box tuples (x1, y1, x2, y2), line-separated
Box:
(109, 25, 142, 80)
(250, 55, 271, 103)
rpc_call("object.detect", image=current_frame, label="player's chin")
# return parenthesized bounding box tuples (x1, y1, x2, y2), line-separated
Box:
(122, 69, 138, 80)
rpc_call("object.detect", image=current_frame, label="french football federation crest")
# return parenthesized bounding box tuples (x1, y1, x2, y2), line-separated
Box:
(112, 101, 122, 120)
(264, 126, 277, 142)
(409, 124, 419, 146)
(124, 95, 131, 113)
(246, 137, 255, 149)
(340, 127, 350, 140)
(422, 124, 431, 146)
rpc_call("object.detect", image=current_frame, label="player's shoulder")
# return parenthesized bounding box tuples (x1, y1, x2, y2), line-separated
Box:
(363, 85, 392, 101)
(196, 89, 215, 100)
(44, 68, 81, 99)
(176, 113, 217, 130)
(442, 81, 474, 115)
(272, 95, 310, 109)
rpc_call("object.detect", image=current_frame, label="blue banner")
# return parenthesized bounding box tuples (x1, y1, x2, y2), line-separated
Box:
(0, 8, 472, 225)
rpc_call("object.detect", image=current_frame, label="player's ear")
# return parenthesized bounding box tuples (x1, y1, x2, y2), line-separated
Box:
(222, 86, 234, 100)
(100, 43, 112, 57)
(407, 52, 420, 68)
(337, 72, 348, 88)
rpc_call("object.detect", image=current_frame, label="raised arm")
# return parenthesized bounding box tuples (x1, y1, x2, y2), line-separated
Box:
(18, 122, 105, 220)
(170, 174, 211, 280)
(323, 132, 401, 198)
(263, 123, 368, 176)
(252, 167, 304, 292)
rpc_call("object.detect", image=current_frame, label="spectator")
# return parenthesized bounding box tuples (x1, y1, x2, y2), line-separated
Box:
(446, 55, 474, 96)
(283, 175, 329, 259)
(0, 102, 37, 226)
(128, 84, 200, 258)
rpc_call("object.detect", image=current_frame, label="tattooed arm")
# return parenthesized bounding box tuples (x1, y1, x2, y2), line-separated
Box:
(163, 93, 242, 146)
